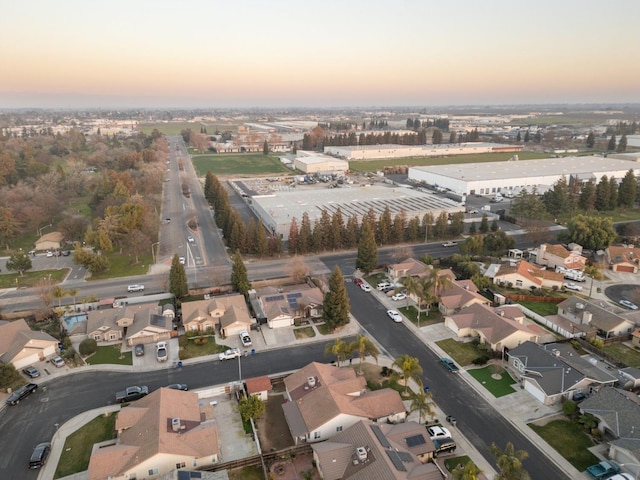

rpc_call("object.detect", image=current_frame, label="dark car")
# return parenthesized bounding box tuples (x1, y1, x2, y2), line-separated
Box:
(166, 383, 188, 391)
(6, 383, 38, 405)
(62, 250, 71, 256)
(22, 366, 40, 378)
(28, 442, 51, 469)
(440, 357, 460, 373)
(134, 344, 145, 356)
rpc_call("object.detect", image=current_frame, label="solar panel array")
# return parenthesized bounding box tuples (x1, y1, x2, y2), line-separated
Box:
(370, 425, 391, 448)
(405, 434, 426, 448)
(264, 294, 285, 302)
(386, 450, 407, 472)
(177, 471, 202, 479)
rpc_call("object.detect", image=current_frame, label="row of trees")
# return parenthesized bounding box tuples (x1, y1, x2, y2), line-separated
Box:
(406, 118, 450, 131)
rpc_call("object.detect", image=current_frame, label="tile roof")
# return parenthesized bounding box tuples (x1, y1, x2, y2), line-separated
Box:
(245, 375, 272, 395)
(494, 260, 563, 286)
(580, 387, 640, 439)
(0, 318, 58, 364)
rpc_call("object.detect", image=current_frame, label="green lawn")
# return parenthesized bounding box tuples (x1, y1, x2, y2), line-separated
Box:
(467, 365, 516, 397)
(0, 269, 68, 289)
(443, 456, 478, 475)
(85, 346, 132, 365)
(139, 121, 241, 136)
(436, 338, 485, 366)
(192, 154, 291, 176)
(0, 231, 40, 256)
(87, 252, 153, 280)
(178, 335, 227, 360)
(518, 301, 560, 316)
(602, 342, 640, 368)
(528, 419, 599, 472)
(54, 412, 117, 479)
(398, 305, 442, 326)
(294, 326, 316, 339)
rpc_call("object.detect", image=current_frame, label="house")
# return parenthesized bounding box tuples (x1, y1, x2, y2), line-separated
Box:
(387, 258, 432, 284)
(244, 375, 272, 401)
(607, 245, 640, 273)
(580, 388, 640, 476)
(534, 243, 587, 271)
(437, 280, 491, 315)
(444, 303, 539, 351)
(312, 420, 444, 480)
(87, 388, 220, 480)
(86, 309, 128, 344)
(282, 362, 406, 445)
(506, 341, 617, 405)
(181, 294, 254, 336)
(34, 231, 64, 251)
(557, 297, 636, 338)
(125, 305, 173, 346)
(256, 286, 323, 329)
(493, 260, 564, 290)
(0, 319, 59, 369)
(632, 328, 640, 348)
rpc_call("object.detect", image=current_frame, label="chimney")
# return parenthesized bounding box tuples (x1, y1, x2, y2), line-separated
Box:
(307, 376, 316, 388)
(172, 418, 181, 432)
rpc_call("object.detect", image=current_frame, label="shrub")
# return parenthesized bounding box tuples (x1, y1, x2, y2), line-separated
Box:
(381, 366, 392, 377)
(199, 337, 208, 345)
(79, 338, 98, 356)
(472, 356, 490, 365)
(562, 400, 577, 416)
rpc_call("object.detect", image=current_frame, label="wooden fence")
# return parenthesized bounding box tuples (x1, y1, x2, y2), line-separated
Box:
(505, 293, 565, 304)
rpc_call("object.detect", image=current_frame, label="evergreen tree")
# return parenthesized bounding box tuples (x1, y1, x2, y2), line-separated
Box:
(595, 175, 611, 211)
(432, 128, 443, 145)
(329, 208, 345, 250)
(356, 221, 378, 273)
(318, 210, 332, 250)
(516, 131, 521, 142)
(344, 215, 359, 248)
(391, 211, 406, 244)
(433, 211, 448, 239)
(288, 217, 299, 254)
(449, 212, 465, 236)
(524, 130, 530, 143)
(322, 266, 350, 330)
(298, 212, 312, 254)
(246, 218, 257, 254)
(262, 140, 269, 155)
(449, 131, 458, 144)
(618, 169, 637, 208)
(311, 220, 323, 252)
(231, 250, 250, 295)
(469, 222, 477, 235)
(579, 180, 596, 211)
(406, 216, 420, 242)
(490, 218, 499, 232)
(586, 131, 595, 148)
(255, 222, 268, 256)
(607, 134, 616, 151)
(479, 214, 490, 233)
(377, 206, 393, 245)
(543, 176, 570, 216)
(608, 176, 618, 210)
(617, 133, 627, 152)
(169, 254, 188, 298)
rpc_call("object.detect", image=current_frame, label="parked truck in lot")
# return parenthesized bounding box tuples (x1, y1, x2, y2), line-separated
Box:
(115, 385, 149, 403)
(587, 461, 620, 479)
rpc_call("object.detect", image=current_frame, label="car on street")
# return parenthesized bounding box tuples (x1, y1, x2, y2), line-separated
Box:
(219, 348, 241, 361)
(134, 344, 145, 356)
(179, 256, 186, 265)
(51, 355, 65, 368)
(127, 284, 145, 293)
(440, 357, 460, 373)
(6, 383, 38, 406)
(386, 310, 402, 323)
(427, 426, 452, 440)
(619, 300, 638, 310)
(239, 330, 252, 347)
(360, 283, 372, 292)
(442, 241, 458, 247)
(187, 236, 195, 243)
(564, 282, 583, 291)
(22, 366, 40, 378)
(46, 251, 54, 257)
(156, 341, 168, 362)
(166, 383, 188, 391)
(391, 293, 406, 301)
(28, 442, 51, 469)
(353, 278, 364, 286)
(115, 385, 149, 403)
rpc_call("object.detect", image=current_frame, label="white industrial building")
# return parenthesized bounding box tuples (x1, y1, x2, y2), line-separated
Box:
(247, 184, 464, 241)
(294, 150, 349, 175)
(408, 156, 640, 196)
(324, 142, 522, 160)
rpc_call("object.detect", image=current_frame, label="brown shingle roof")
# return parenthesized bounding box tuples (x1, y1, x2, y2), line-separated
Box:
(245, 375, 272, 395)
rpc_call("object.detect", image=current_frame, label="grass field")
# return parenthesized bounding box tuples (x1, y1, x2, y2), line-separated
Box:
(85, 346, 132, 365)
(192, 153, 291, 176)
(528, 419, 599, 472)
(0, 269, 68, 289)
(602, 342, 640, 368)
(54, 412, 117, 479)
(467, 365, 516, 397)
(139, 121, 241, 136)
(87, 252, 152, 281)
(519, 301, 560, 316)
(436, 338, 485, 366)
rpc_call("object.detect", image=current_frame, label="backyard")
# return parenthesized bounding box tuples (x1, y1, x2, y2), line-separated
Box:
(85, 346, 132, 366)
(528, 419, 599, 472)
(602, 342, 640, 368)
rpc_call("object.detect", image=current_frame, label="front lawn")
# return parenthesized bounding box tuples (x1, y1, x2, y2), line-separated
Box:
(399, 305, 442, 326)
(436, 338, 486, 366)
(0, 269, 68, 289)
(85, 346, 132, 365)
(528, 419, 599, 472)
(179, 335, 226, 360)
(54, 412, 117, 479)
(602, 342, 640, 368)
(294, 326, 316, 339)
(518, 301, 560, 316)
(467, 365, 516, 397)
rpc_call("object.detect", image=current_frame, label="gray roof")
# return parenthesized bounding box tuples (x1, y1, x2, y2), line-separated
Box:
(558, 296, 634, 333)
(580, 388, 640, 439)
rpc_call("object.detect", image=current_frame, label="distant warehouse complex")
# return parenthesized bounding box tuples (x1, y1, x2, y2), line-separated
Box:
(324, 142, 522, 160)
(408, 156, 640, 196)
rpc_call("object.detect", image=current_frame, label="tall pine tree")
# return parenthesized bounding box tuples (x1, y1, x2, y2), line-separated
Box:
(322, 266, 350, 330)
(169, 254, 188, 298)
(231, 250, 250, 295)
(356, 221, 378, 274)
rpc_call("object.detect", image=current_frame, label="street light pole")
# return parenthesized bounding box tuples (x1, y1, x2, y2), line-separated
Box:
(151, 242, 159, 265)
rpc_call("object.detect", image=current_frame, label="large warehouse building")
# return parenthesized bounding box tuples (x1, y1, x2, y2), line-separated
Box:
(408, 156, 640, 196)
(324, 142, 522, 160)
(245, 184, 464, 241)
(294, 151, 349, 175)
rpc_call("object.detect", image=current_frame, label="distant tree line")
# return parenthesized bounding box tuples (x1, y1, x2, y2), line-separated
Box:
(406, 118, 450, 131)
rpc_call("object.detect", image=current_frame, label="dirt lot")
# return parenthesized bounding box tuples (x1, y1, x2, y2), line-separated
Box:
(256, 393, 294, 451)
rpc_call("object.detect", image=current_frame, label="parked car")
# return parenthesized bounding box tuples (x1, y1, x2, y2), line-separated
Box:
(377, 281, 391, 290)
(51, 355, 65, 368)
(187, 236, 195, 243)
(46, 251, 54, 257)
(134, 344, 145, 356)
(587, 461, 621, 479)
(219, 348, 241, 361)
(62, 250, 71, 256)
(442, 241, 458, 247)
(115, 385, 149, 403)
(127, 284, 145, 293)
(28, 442, 51, 469)
(432, 437, 457, 457)
(166, 383, 188, 391)
(360, 283, 372, 292)
(6, 383, 38, 406)
(391, 293, 406, 301)
(156, 341, 168, 362)
(427, 426, 452, 440)
(239, 330, 252, 347)
(619, 300, 638, 310)
(564, 282, 583, 291)
(179, 256, 186, 265)
(353, 277, 364, 286)
(22, 366, 40, 378)
(440, 357, 460, 373)
(387, 310, 403, 323)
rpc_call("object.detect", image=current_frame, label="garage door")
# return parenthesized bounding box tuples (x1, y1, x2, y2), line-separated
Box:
(615, 265, 635, 273)
(524, 380, 547, 404)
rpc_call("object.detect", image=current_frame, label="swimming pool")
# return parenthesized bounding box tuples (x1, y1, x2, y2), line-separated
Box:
(63, 313, 88, 332)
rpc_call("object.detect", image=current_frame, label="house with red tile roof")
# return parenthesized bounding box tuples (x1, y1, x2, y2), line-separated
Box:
(87, 388, 219, 480)
(493, 260, 563, 290)
(283, 362, 406, 445)
(245, 375, 272, 401)
(607, 245, 640, 273)
(535, 243, 587, 271)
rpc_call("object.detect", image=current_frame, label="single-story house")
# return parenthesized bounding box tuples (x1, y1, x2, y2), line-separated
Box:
(534, 243, 587, 271)
(181, 294, 254, 337)
(312, 420, 443, 480)
(87, 388, 220, 480)
(86, 308, 132, 344)
(438, 280, 491, 315)
(283, 362, 406, 445)
(493, 260, 564, 290)
(387, 258, 432, 284)
(506, 341, 618, 405)
(244, 375, 272, 401)
(0, 319, 59, 369)
(257, 286, 323, 329)
(125, 305, 173, 346)
(557, 297, 636, 338)
(35, 231, 65, 251)
(607, 245, 640, 273)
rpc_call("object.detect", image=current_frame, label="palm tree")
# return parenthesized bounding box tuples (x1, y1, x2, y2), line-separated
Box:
(66, 288, 78, 311)
(489, 441, 530, 480)
(392, 354, 423, 394)
(451, 461, 482, 480)
(429, 267, 454, 298)
(349, 334, 379, 373)
(402, 275, 422, 310)
(417, 277, 437, 323)
(51, 286, 67, 309)
(409, 388, 435, 424)
(324, 338, 351, 366)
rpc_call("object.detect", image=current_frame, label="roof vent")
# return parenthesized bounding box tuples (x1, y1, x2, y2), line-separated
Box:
(552, 349, 560, 357)
(307, 376, 316, 388)
(172, 418, 181, 432)
(575, 303, 585, 310)
(356, 446, 368, 461)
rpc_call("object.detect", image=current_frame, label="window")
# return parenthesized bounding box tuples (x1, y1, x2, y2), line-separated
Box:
(515, 280, 523, 287)
(109, 334, 116, 340)
(314, 431, 321, 439)
(148, 468, 159, 475)
(336, 426, 343, 432)
(176, 461, 185, 469)
(94, 335, 101, 341)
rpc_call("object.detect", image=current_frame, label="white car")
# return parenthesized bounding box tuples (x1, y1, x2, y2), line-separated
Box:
(187, 236, 195, 243)
(377, 281, 391, 290)
(156, 341, 168, 362)
(360, 283, 372, 292)
(46, 251, 54, 257)
(219, 348, 241, 361)
(127, 284, 145, 293)
(619, 299, 638, 310)
(427, 426, 451, 440)
(387, 310, 402, 323)
(179, 256, 186, 265)
(564, 283, 583, 291)
(392, 293, 406, 301)
(239, 330, 252, 347)
(442, 241, 458, 247)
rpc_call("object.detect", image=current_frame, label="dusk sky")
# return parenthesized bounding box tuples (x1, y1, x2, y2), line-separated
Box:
(1, 0, 639, 109)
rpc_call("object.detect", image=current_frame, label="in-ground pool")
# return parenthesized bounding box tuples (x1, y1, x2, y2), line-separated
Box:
(63, 313, 88, 331)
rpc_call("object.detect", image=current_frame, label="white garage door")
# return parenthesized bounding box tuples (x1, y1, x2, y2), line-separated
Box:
(524, 380, 547, 404)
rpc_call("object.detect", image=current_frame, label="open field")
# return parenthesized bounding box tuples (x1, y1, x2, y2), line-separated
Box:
(192, 154, 291, 176)
(87, 252, 153, 281)
(139, 121, 241, 136)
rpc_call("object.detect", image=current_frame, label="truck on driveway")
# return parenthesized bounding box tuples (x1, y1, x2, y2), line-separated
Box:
(586, 461, 620, 479)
